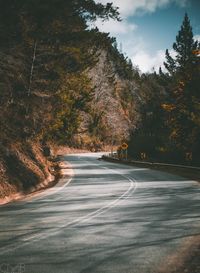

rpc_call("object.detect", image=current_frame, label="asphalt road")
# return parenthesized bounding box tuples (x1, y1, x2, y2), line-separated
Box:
(0, 153, 200, 273)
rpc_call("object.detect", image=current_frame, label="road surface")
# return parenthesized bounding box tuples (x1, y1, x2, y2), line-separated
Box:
(0, 153, 200, 273)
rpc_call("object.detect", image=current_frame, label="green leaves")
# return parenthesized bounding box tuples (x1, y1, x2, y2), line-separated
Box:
(161, 14, 200, 162)
(47, 73, 94, 144)
(164, 13, 198, 74)
(0, 0, 120, 146)
(164, 49, 176, 75)
(129, 14, 200, 164)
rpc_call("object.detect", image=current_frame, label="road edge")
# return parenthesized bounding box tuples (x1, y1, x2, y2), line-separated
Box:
(101, 156, 200, 183)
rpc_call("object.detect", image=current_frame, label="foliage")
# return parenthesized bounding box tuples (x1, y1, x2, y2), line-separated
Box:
(129, 13, 200, 165)
(128, 73, 167, 160)
(108, 41, 135, 80)
(163, 13, 200, 156)
(47, 73, 94, 144)
(0, 0, 120, 147)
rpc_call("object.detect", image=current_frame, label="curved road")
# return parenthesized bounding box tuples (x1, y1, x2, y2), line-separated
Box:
(0, 153, 200, 273)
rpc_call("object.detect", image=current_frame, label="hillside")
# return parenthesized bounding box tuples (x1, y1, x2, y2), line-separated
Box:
(0, 1, 141, 201)
(76, 46, 140, 149)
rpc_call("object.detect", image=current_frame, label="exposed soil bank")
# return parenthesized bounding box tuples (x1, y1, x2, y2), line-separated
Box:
(0, 144, 92, 205)
(0, 141, 60, 205)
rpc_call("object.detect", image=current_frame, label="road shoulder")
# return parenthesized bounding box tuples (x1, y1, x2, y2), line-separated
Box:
(102, 155, 200, 273)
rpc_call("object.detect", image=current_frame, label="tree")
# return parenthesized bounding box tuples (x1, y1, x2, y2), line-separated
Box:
(47, 73, 94, 144)
(163, 13, 200, 162)
(164, 13, 198, 75)
(0, 0, 120, 143)
(128, 73, 167, 160)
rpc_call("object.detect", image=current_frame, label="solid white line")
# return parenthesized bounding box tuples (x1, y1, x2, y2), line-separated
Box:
(25, 173, 73, 203)
(21, 165, 137, 241)
(0, 160, 137, 254)
(72, 167, 137, 226)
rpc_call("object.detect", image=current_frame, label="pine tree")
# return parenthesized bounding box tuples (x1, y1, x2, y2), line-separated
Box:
(0, 0, 120, 144)
(164, 13, 198, 74)
(163, 13, 200, 162)
(164, 49, 176, 75)
(173, 13, 198, 71)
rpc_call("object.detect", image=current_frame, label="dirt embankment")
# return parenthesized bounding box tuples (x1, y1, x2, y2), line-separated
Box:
(0, 143, 93, 205)
(0, 141, 59, 205)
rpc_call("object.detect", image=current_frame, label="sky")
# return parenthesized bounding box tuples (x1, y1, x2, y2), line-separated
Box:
(93, 0, 200, 73)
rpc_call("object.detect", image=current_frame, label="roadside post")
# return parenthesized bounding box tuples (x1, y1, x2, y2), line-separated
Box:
(121, 142, 128, 160)
(185, 152, 192, 164)
(140, 152, 147, 160)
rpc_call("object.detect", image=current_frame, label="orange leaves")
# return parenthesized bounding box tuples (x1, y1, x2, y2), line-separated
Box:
(176, 81, 185, 92)
(170, 129, 178, 139)
(192, 50, 200, 55)
(179, 81, 185, 87)
(161, 103, 175, 111)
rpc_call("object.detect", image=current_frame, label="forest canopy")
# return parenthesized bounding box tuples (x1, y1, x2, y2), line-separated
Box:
(128, 13, 200, 165)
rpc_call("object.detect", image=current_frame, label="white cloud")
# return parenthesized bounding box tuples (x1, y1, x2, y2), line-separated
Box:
(131, 49, 166, 73)
(95, 0, 188, 17)
(94, 18, 137, 34)
(119, 36, 166, 73)
(194, 35, 200, 42)
(131, 47, 178, 73)
(93, 0, 189, 73)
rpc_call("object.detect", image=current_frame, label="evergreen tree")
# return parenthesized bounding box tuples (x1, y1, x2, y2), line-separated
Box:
(163, 13, 200, 162)
(164, 13, 198, 74)
(0, 0, 120, 144)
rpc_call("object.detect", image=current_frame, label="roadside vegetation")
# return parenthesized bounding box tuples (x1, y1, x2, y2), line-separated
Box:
(0, 1, 199, 200)
(128, 14, 200, 166)
(0, 0, 119, 199)
(0, 0, 141, 199)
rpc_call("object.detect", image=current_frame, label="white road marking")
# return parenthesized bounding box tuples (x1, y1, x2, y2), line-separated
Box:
(25, 165, 74, 202)
(0, 160, 137, 254)
(72, 166, 137, 226)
